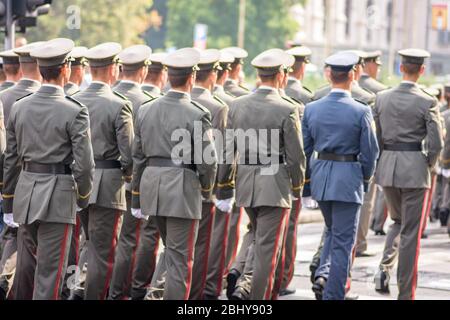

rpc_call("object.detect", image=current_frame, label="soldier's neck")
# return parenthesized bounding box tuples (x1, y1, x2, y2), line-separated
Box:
(402, 75, 419, 83)
(92, 76, 114, 86)
(43, 78, 65, 88)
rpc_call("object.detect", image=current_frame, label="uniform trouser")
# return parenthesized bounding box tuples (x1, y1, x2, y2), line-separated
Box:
(245, 206, 289, 300)
(155, 216, 199, 300)
(231, 223, 253, 274)
(146, 250, 167, 299)
(280, 199, 302, 290)
(130, 217, 160, 300)
(355, 181, 377, 254)
(61, 215, 82, 300)
(84, 205, 122, 300)
(225, 207, 244, 272)
(316, 201, 360, 300)
(204, 208, 231, 298)
(109, 192, 142, 300)
(0, 227, 17, 273)
(189, 202, 216, 300)
(310, 227, 326, 271)
(379, 187, 428, 300)
(11, 222, 72, 300)
(432, 174, 443, 213)
(371, 187, 388, 232)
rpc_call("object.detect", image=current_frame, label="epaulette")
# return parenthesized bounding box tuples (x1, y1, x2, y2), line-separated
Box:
(281, 96, 296, 106)
(15, 92, 33, 102)
(238, 84, 250, 91)
(302, 86, 313, 94)
(142, 96, 159, 106)
(290, 96, 305, 106)
(213, 95, 228, 107)
(354, 98, 369, 106)
(113, 91, 129, 101)
(143, 90, 156, 100)
(420, 88, 435, 99)
(224, 90, 236, 98)
(191, 100, 210, 114)
(65, 95, 84, 107)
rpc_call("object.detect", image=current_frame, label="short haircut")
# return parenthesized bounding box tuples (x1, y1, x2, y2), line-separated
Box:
(39, 64, 65, 81)
(291, 60, 304, 74)
(258, 72, 278, 83)
(145, 69, 163, 83)
(402, 63, 422, 75)
(168, 72, 193, 88)
(217, 68, 227, 80)
(196, 70, 213, 83)
(330, 70, 351, 84)
(3, 64, 20, 76)
(90, 65, 111, 78)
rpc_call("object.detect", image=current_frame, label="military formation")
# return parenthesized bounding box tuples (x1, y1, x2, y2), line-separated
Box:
(0, 36, 447, 301)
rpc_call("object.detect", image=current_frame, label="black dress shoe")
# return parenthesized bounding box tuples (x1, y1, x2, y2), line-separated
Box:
(226, 269, 241, 300)
(203, 294, 219, 300)
(279, 288, 296, 296)
(312, 277, 326, 300)
(355, 251, 375, 258)
(440, 210, 450, 227)
(375, 230, 386, 236)
(309, 264, 318, 284)
(230, 286, 250, 301)
(374, 270, 390, 294)
(421, 232, 429, 239)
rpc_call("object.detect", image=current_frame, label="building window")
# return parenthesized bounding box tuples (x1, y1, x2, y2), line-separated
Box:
(345, 0, 352, 37)
(386, 0, 392, 43)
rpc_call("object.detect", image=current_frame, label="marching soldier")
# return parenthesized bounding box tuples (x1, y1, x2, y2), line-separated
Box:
(188, 49, 227, 300)
(305, 52, 379, 300)
(74, 42, 134, 300)
(285, 45, 314, 105)
(3, 38, 94, 300)
(64, 47, 88, 96)
(0, 50, 22, 92)
(359, 51, 388, 94)
(374, 49, 443, 300)
(216, 48, 306, 300)
(223, 47, 250, 97)
(108, 45, 152, 300)
(213, 50, 235, 106)
(131, 48, 217, 300)
(129, 52, 167, 300)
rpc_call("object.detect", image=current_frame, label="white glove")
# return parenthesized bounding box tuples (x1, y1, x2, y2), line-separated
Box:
(76, 206, 84, 213)
(302, 197, 319, 209)
(131, 208, 148, 220)
(215, 198, 235, 213)
(442, 169, 450, 179)
(3, 213, 19, 228)
(435, 165, 442, 175)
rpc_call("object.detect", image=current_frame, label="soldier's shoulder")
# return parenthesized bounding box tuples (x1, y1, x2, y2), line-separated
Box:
(301, 86, 313, 95)
(112, 90, 130, 102)
(190, 100, 212, 118)
(15, 92, 34, 103)
(352, 98, 372, 115)
(418, 88, 438, 103)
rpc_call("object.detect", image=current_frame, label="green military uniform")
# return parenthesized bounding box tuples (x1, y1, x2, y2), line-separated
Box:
(374, 49, 443, 300)
(131, 48, 217, 300)
(222, 47, 250, 98)
(109, 45, 154, 300)
(441, 109, 450, 235)
(3, 39, 95, 300)
(74, 42, 134, 300)
(0, 50, 20, 93)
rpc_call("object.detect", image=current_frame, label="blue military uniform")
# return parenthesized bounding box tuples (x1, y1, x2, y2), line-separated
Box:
(302, 52, 379, 300)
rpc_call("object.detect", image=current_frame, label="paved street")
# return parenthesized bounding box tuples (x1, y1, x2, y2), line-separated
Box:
(280, 209, 450, 300)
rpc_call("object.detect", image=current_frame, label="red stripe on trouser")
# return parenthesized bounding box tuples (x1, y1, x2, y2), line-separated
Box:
(226, 208, 243, 273)
(75, 215, 80, 266)
(184, 220, 197, 300)
(125, 219, 142, 297)
(53, 224, 70, 300)
(346, 244, 358, 293)
(199, 206, 216, 299)
(287, 200, 302, 286)
(101, 212, 121, 300)
(411, 190, 429, 300)
(264, 209, 288, 300)
(215, 214, 231, 297)
(272, 211, 290, 299)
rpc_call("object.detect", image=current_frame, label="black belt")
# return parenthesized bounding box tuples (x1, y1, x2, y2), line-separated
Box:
(95, 160, 122, 169)
(23, 162, 72, 175)
(147, 157, 196, 172)
(241, 155, 285, 166)
(383, 143, 422, 152)
(318, 153, 358, 162)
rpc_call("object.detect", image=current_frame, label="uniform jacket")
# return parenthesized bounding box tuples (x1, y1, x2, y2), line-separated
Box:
(216, 87, 306, 209)
(114, 80, 153, 118)
(3, 85, 94, 225)
(74, 82, 134, 211)
(359, 74, 388, 94)
(441, 109, 450, 169)
(374, 82, 443, 188)
(224, 79, 250, 97)
(213, 85, 235, 107)
(0, 81, 16, 93)
(285, 78, 314, 105)
(313, 81, 376, 106)
(64, 82, 81, 96)
(280, 89, 305, 120)
(131, 90, 217, 220)
(141, 84, 162, 99)
(302, 90, 379, 205)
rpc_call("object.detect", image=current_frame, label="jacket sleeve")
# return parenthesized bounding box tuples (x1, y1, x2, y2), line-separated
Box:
(426, 99, 444, 168)
(2, 109, 20, 213)
(0, 101, 6, 193)
(70, 106, 95, 209)
(131, 108, 146, 209)
(441, 115, 450, 169)
(283, 108, 306, 198)
(301, 107, 314, 197)
(115, 101, 134, 180)
(373, 96, 384, 155)
(359, 108, 380, 192)
(195, 112, 218, 200)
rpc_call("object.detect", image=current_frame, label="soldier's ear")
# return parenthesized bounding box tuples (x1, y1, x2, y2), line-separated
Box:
(419, 65, 426, 76)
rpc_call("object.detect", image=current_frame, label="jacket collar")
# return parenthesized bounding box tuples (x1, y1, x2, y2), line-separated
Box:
(192, 86, 212, 98)
(165, 90, 191, 100)
(37, 84, 65, 96)
(86, 81, 112, 93)
(18, 78, 41, 89)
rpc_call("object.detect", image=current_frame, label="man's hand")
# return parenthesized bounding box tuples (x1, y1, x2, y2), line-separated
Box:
(3, 213, 18, 228)
(215, 198, 235, 213)
(132, 208, 148, 220)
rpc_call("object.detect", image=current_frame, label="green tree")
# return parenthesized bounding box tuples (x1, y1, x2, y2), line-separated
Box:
(19, 0, 152, 47)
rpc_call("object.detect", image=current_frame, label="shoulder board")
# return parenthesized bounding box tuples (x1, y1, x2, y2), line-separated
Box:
(420, 88, 435, 99)
(362, 86, 376, 96)
(281, 96, 297, 106)
(213, 95, 227, 107)
(112, 91, 129, 101)
(15, 92, 34, 102)
(238, 84, 250, 91)
(142, 96, 158, 105)
(65, 95, 84, 107)
(143, 90, 156, 100)
(354, 98, 369, 106)
(302, 86, 313, 94)
(290, 96, 304, 106)
(191, 100, 210, 114)
(225, 91, 236, 98)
